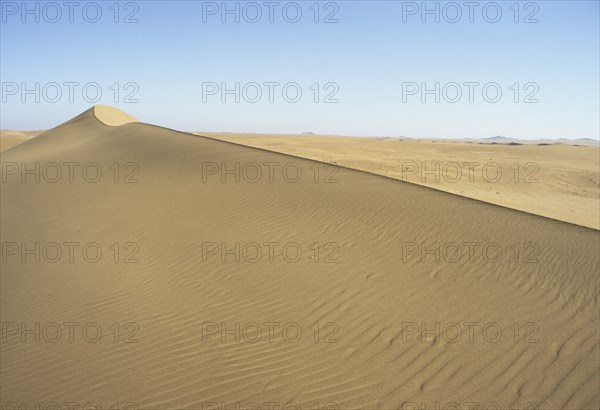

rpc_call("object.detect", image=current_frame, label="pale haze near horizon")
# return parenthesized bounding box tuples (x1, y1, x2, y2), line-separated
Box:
(0, 0, 598, 140)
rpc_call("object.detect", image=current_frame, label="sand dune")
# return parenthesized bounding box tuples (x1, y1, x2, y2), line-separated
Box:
(1, 107, 598, 409)
(0, 130, 43, 152)
(94, 104, 140, 126)
(0, 105, 137, 152)
(198, 133, 600, 230)
(3, 126, 598, 230)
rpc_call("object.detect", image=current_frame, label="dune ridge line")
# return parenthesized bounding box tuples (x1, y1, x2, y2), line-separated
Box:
(85, 105, 599, 231)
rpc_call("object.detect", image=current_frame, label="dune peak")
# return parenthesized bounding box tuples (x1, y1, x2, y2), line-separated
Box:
(92, 105, 139, 127)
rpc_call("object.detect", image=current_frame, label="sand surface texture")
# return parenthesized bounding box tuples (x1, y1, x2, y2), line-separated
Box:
(199, 133, 600, 230)
(1, 107, 599, 409)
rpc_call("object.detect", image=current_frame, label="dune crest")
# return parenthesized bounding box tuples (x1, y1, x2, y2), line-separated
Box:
(92, 104, 139, 126)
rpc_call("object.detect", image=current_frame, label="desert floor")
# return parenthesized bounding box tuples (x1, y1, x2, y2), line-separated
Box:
(1, 107, 598, 409)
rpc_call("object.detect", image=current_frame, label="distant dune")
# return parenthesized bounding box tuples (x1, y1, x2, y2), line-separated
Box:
(0, 130, 45, 152)
(1, 107, 598, 409)
(480, 136, 599, 147)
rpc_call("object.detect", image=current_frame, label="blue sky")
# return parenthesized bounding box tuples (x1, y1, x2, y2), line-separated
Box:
(1, 0, 599, 139)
